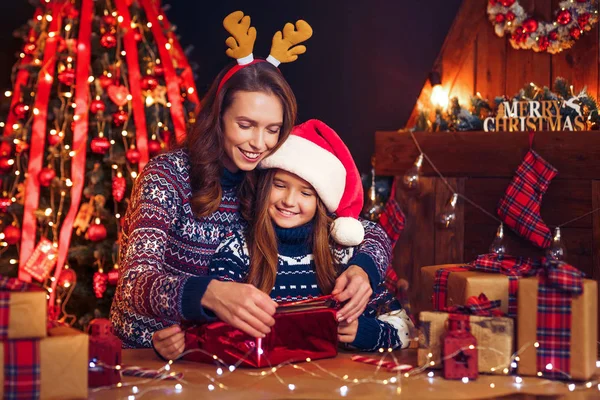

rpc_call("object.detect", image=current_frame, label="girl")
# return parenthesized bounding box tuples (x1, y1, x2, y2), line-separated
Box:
(110, 12, 393, 359)
(209, 119, 412, 351)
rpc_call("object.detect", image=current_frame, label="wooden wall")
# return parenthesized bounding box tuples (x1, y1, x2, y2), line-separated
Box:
(406, 0, 600, 128)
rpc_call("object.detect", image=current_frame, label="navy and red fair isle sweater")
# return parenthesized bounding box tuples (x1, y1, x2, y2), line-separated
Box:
(209, 223, 409, 351)
(109, 149, 392, 348)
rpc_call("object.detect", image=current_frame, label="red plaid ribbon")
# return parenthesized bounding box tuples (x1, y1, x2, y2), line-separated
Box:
(3, 340, 41, 400)
(444, 293, 504, 317)
(534, 258, 584, 380)
(432, 266, 469, 312)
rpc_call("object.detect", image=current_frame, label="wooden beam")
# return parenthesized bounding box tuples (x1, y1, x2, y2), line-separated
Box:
(375, 131, 600, 179)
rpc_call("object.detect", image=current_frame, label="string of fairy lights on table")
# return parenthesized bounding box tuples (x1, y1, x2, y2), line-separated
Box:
(404, 131, 600, 258)
(86, 339, 600, 398)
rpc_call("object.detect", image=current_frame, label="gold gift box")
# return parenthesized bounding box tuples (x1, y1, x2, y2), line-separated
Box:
(517, 277, 597, 381)
(5, 291, 47, 339)
(0, 326, 88, 399)
(420, 264, 511, 315)
(418, 311, 514, 374)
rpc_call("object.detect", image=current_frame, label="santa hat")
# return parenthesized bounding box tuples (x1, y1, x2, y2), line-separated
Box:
(259, 119, 364, 246)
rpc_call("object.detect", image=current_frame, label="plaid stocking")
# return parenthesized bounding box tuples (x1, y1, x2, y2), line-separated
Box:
(497, 150, 558, 249)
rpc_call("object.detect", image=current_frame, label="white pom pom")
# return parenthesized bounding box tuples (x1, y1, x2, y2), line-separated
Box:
(330, 217, 365, 246)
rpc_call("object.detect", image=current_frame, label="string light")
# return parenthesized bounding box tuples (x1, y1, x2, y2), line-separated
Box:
(207, 384, 215, 391)
(339, 386, 348, 396)
(462, 377, 469, 383)
(216, 368, 223, 375)
(288, 384, 295, 391)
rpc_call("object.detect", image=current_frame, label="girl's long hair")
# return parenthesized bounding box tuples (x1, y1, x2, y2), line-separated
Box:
(183, 62, 297, 218)
(243, 169, 339, 294)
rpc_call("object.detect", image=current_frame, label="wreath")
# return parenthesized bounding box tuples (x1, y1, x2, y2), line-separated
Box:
(487, 0, 599, 54)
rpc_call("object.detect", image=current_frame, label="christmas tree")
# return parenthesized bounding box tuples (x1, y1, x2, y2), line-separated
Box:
(0, 0, 199, 328)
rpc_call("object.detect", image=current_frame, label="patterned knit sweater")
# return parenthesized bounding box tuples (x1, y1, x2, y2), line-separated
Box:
(109, 149, 393, 348)
(209, 223, 406, 351)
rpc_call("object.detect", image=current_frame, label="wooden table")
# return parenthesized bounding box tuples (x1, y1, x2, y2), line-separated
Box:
(88, 349, 600, 399)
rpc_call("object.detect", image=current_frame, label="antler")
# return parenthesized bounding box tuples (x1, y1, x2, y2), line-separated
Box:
(268, 20, 313, 65)
(223, 11, 257, 62)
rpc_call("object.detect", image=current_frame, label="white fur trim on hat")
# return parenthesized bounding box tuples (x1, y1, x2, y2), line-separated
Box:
(259, 135, 346, 212)
(330, 217, 365, 246)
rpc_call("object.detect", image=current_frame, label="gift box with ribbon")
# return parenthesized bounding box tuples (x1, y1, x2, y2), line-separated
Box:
(0, 326, 88, 399)
(184, 296, 339, 368)
(517, 259, 597, 381)
(417, 294, 514, 374)
(0, 276, 47, 340)
(420, 254, 540, 317)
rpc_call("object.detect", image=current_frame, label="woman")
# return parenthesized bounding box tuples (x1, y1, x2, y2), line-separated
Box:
(110, 14, 392, 358)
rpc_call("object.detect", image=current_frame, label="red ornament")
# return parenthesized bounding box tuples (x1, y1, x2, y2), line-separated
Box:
(87, 318, 122, 387)
(107, 85, 130, 107)
(0, 142, 12, 157)
(505, 11, 515, 22)
(39, 167, 56, 187)
(23, 42, 37, 55)
(141, 75, 159, 91)
(100, 33, 117, 48)
(87, 222, 107, 242)
(495, 14, 505, 23)
(125, 148, 141, 164)
(98, 75, 113, 89)
(522, 18, 538, 33)
(90, 137, 111, 155)
(48, 132, 62, 146)
(557, 10, 572, 25)
(57, 268, 77, 287)
(107, 269, 120, 285)
(15, 141, 29, 154)
(58, 68, 76, 86)
(442, 315, 478, 380)
(578, 13, 591, 27)
(112, 110, 128, 127)
(499, 0, 515, 6)
(538, 36, 550, 51)
(102, 14, 117, 26)
(570, 27, 582, 39)
(154, 65, 164, 76)
(0, 157, 12, 173)
(112, 175, 126, 202)
(92, 272, 108, 298)
(0, 197, 11, 212)
(90, 99, 106, 114)
(148, 139, 162, 156)
(12, 102, 29, 119)
(548, 31, 559, 41)
(133, 28, 143, 42)
(2, 225, 21, 245)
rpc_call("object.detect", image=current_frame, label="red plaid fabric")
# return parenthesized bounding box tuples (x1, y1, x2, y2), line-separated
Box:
(378, 181, 405, 246)
(444, 293, 504, 317)
(497, 150, 557, 249)
(431, 266, 468, 311)
(535, 259, 584, 380)
(3, 340, 41, 400)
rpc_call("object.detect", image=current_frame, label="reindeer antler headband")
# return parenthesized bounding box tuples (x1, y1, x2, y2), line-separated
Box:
(217, 11, 313, 93)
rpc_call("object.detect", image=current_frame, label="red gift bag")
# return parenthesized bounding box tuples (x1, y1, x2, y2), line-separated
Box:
(184, 296, 339, 367)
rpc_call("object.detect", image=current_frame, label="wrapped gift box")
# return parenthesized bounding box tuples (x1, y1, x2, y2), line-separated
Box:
(517, 276, 597, 381)
(420, 264, 511, 315)
(0, 277, 47, 340)
(0, 326, 88, 399)
(418, 311, 514, 375)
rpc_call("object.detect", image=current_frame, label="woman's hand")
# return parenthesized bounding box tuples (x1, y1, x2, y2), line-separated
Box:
(337, 319, 359, 343)
(152, 325, 185, 361)
(202, 280, 278, 338)
(331, 265, 372, 323)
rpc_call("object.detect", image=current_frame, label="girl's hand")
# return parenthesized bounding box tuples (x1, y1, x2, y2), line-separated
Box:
(202, 280, 278, 338)
(152, 325, 185, 361)
(331, 265, 372, 323)
(337, 319, 359, 343)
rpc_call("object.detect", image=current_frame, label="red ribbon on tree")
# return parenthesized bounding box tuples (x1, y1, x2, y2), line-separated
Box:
(49, 0, 94, 312)
(19, 3, 64, 281)
(114, 0, 150, 171)
(140, 0, 187, 144)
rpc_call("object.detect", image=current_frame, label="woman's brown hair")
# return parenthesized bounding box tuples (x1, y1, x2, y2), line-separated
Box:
(244, 169, 339, 295)
(183, 62, 297, 218)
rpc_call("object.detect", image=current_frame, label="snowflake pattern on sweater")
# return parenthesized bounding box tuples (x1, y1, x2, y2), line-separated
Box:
(109, 149, 393, 349)
(209, 224, 404, 351)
